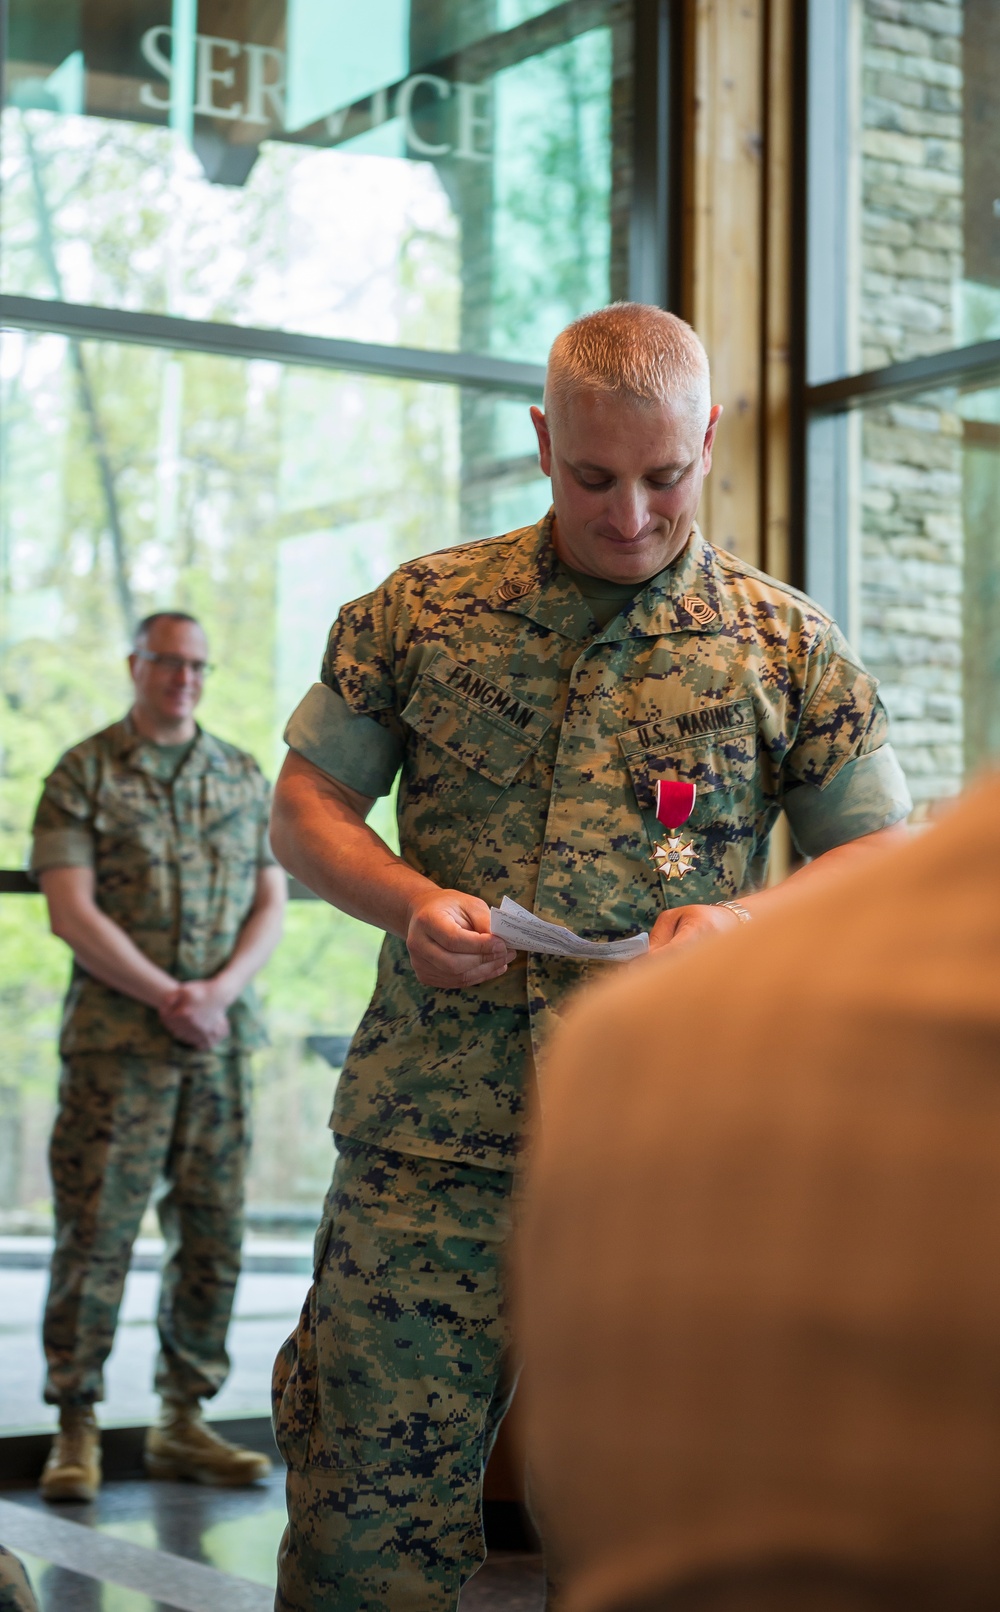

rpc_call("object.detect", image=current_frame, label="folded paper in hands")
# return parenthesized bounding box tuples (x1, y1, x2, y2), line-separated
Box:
(488, 896, 649, 961)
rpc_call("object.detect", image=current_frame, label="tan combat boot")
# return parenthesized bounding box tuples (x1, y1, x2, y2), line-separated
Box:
(144, 1401, 271, 1486)
(39, 1405, 102, 1503)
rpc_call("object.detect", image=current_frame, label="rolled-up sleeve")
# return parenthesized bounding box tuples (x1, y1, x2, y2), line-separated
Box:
(30, 758, 96, 872)
(283, 587, 404, 798)
(253, 775, 279, 867)
(283, 684, 403, 798)
(781, 624, 912, 855)
(784, 745, 912, 856)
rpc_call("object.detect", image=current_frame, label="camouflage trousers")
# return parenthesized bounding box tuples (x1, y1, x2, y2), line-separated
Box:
(0, 1548, 38, 1612)
(272, 1138, 517, 1612)
(43, 1050, 251, 1408)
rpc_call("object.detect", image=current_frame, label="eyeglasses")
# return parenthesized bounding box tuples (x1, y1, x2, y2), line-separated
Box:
(135, 650, 214, 678)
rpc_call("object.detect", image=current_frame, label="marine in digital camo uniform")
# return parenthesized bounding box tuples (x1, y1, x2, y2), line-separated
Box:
(270, 305, 912, 1612)
(31, 611, 286, 1502)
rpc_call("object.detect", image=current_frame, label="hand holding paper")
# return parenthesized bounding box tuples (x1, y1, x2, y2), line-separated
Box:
(489, 896, 649, 961)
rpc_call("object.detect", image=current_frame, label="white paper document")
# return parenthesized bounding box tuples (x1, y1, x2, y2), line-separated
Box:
(489, 896, 649, 962)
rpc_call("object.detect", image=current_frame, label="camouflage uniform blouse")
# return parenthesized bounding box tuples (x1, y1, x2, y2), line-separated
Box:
(31, 717, 276, 1057)
(285, 513, 911, 1170)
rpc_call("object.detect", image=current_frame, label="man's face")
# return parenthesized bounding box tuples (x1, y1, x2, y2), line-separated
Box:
(128, 618, 208, 730)
(531, 390, 723, 583)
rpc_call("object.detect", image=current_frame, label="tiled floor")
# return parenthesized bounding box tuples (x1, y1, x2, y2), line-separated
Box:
(0, 1478, 545, 1610)
(0, 1243, 544, 1608)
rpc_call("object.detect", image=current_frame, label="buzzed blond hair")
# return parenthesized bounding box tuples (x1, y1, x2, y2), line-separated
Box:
(544, 302, 711, 429)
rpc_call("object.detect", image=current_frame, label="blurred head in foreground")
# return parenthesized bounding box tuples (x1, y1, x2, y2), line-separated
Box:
(518, 777, 1000, 1612)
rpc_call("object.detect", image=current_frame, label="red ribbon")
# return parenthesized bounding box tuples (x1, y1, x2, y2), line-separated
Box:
(654, 780, 696, 831)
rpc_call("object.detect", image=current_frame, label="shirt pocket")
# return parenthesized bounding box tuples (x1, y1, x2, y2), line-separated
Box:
(400, 660, 548, 880)
(618, 698, 760, 900)
(193, 775, 263, 962)
(199, 773, 260, 860)
(92, 776, 162, 840)
(88, 779, 171, 935)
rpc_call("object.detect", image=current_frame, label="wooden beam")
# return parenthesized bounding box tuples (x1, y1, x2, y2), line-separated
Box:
(682, 0, 765, 568)
(763, 0, 797, 883)
(679, 0, 796, 879)
(762, 0, 794, 586)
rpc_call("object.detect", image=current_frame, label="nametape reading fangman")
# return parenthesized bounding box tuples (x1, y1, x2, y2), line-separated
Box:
(435, 658, 538, 731)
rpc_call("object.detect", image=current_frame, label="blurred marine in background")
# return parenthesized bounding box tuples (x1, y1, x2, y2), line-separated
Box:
(30, 611, 286, 1503)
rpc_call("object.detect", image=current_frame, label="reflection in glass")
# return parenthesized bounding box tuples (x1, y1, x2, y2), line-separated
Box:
(2, 0, 630, 361)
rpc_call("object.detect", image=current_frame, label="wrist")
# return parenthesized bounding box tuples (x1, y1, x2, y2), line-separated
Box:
(716, 899, 752, 926)
(152, 977, 181, 1011)
(202, 970, 238, 1009)
(401, 875, 445, 935)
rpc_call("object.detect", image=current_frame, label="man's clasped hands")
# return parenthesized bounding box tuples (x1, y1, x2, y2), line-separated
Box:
(157, 978, 234, 1049)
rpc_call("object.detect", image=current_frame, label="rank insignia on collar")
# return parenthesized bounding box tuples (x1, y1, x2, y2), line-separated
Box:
(679, 594, 716, 626)
(651, 779, 698, 881)
(497, 577, 532, 603)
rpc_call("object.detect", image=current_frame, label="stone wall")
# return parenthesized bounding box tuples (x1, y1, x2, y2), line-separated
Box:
(856, 0, 964, 807)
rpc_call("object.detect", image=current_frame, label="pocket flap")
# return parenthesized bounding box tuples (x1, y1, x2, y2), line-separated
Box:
(619, 699, 757, 815)
(402, 654, 548, 788)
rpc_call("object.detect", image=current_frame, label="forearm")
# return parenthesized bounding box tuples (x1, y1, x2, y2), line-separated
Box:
(270, 753, 439, 938)
(50, 900, 176, 1008)
(650, 822, 910, 952)
(740, 821, 910, 916)
(269, 753, 520, 988)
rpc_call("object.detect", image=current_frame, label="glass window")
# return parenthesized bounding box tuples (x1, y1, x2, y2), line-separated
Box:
(806, 0, 1000, 824)
(808, 0, 997, 384)
(3, 0, 632, 361)
(811, 377, 1000, 817)
(0, 326, 548, 1426)
(0, 326, 546, 1238)
(0, 330, 544, 854)
(0, 0, 657, 1426)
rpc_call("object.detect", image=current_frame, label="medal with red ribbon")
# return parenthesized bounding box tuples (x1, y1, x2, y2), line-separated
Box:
(651, 779, 698, 880)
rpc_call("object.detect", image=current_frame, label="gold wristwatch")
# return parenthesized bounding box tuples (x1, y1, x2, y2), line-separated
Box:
(717, 900, 752, 924)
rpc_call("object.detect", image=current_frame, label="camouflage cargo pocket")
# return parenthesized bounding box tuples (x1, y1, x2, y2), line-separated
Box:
(301, 1147, 508, 1473)
(272, 1215, 334, 1471)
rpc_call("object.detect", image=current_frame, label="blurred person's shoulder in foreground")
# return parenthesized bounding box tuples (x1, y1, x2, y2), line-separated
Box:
(0, 1546, 39, 1612)
(519, 774, 1000, 1612)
